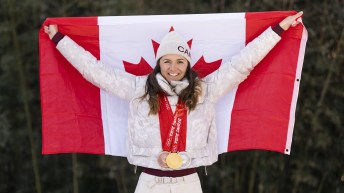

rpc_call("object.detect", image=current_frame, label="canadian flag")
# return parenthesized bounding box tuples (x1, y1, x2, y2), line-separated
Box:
(40, 11, 307, 157)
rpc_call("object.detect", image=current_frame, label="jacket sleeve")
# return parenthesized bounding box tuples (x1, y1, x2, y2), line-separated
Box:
(205, 27, 282, 102)
(56, 36, 138, 100)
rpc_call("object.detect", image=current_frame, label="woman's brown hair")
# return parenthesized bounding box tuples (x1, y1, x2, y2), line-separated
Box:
(141, 59, 202, 115)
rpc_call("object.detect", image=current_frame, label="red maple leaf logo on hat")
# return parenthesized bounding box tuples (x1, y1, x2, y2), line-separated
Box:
(122, 26, 222, 78)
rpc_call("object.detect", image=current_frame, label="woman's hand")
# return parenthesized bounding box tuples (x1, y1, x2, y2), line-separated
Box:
(279, 11, 303, 31)
(44, 25, 58, 40)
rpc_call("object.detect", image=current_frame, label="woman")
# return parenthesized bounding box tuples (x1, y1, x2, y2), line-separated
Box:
(44, 11, 303, 193)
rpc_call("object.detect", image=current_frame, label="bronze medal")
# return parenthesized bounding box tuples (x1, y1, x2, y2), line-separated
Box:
(157, 151, 169, 168)
(166, 152, 183, 169)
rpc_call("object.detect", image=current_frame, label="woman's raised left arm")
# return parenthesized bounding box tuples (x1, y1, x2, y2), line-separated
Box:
(206, 11, 303, 102)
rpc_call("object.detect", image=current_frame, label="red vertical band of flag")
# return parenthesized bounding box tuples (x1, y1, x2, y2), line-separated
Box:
(40, 17, 105, 154)
(227, 11, 303, 153)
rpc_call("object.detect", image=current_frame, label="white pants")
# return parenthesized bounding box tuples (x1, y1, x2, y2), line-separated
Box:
(134, 172, 203, 193)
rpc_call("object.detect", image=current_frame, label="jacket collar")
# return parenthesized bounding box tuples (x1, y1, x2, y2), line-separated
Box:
(156, 73, 189, 96)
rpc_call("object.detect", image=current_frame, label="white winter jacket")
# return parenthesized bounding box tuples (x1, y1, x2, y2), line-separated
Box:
(56, 27, 281, 170)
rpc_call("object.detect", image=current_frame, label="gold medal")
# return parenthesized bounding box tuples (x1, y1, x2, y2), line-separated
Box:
(166, 152, 183, 169)
(157, 151, 169, 168)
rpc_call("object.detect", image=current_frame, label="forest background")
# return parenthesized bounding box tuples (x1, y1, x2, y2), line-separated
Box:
(0, 0, 343, 193)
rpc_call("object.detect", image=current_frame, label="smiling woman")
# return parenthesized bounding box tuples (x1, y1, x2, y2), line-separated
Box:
(140, 30, 203, 115)
(43, 11, 303, 193)
(159, 54, 189, 82)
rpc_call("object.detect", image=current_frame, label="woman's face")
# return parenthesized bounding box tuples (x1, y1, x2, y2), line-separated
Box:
(159, 54, 188, 82)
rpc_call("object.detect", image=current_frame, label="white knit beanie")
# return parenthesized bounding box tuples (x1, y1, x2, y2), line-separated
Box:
(156, 31, 192, 64)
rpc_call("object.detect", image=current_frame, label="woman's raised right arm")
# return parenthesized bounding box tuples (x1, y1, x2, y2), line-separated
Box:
(44, 25, 139, 100)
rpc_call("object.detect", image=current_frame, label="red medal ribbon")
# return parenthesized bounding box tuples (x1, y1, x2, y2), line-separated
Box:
(158, 93, 187, 152)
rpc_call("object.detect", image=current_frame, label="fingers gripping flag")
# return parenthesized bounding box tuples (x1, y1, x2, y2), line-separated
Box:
(40, 11, 307, 157)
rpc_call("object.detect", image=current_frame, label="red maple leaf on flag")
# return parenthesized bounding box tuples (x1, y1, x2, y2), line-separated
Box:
(123, 26, 222, 78)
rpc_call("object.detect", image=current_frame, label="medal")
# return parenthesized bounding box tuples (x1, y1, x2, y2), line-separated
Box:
(157, 151, 191, 169)
(157, 151, 169, 168)
(166, 152, 183, 169)
(179, 152, 191, 168)
(158, 93, 189, 169)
